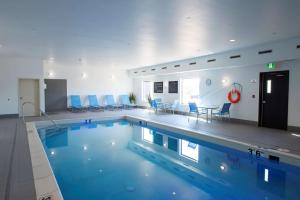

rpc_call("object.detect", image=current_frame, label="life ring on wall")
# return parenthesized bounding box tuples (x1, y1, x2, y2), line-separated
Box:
(227, 89, 241, 104)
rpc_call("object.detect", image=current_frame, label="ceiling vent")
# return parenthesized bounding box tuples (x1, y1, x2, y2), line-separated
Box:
(161, 67, 168, 70)
(297, 45, 300, 49)
(142, 70, 146, 73)
(151, 68, 156, 71)
(134, 71, 138, 74)
(258, 49, 272, 55)
(174, 65, 181, 68)
(230, 55, 241, 59)
(189, 62, 197, 65)
(207, 59, 216, 63)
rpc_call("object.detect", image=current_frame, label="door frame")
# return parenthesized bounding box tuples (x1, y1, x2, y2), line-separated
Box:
(258, 70, 289, 129)
(18, 78, 41, 117)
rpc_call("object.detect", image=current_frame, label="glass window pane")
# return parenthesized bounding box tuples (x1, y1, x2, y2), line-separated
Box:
(267, 80, 272, 94)
(181, 78, 200, 104)
(142, 81, 153, 102)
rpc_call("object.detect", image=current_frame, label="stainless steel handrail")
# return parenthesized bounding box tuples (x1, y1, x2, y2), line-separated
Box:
(21, 101, 58, 127)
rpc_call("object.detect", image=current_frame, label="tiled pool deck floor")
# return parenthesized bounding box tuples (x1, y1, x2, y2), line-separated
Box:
(1, 108, 300, 199)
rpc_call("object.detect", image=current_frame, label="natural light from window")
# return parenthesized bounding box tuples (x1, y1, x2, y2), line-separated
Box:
(180, 139, 199, 162)
(181, 78, 200, 104)
(142, 81, 153, 102)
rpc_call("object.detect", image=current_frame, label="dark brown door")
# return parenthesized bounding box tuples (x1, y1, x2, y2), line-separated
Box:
(259, 71, 289, 130)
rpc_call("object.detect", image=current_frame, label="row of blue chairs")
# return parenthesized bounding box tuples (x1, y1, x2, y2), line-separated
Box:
(70, 95, 136, 112)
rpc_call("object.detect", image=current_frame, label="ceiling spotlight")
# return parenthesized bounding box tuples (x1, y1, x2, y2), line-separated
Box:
(81, 72, 87, 79)
(229, 39, 236, 42)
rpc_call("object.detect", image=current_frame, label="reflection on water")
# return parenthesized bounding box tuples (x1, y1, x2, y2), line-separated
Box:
(130, 125, 294, 200)
(38, 120, 300, 200)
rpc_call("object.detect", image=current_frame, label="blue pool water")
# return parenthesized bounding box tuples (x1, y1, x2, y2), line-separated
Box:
(38, 119, 300, 200)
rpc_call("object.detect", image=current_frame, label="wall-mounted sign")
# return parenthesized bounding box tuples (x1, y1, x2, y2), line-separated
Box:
(266, 62, 276, 69)
(154, 82, 163, 93)
(168, 81, 178, 93)
(205, 79, 212, 86)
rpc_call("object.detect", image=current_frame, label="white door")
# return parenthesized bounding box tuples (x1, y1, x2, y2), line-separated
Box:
(19, 79, 40, 117)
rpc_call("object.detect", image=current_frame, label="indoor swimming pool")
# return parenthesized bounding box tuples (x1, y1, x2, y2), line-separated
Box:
(37, 119, 300, 200)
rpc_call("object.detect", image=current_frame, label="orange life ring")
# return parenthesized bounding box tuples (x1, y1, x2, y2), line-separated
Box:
(227, 89, 241, 104)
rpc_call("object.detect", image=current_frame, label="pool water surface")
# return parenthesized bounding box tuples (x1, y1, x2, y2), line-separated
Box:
(38, 119, 300, 200)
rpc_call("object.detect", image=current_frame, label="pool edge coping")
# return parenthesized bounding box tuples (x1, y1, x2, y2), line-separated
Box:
(27, 115, 125, 200)
(26, 122, 64, 200)
(26, 114, 300, 200)
(125, 115, 300, 167)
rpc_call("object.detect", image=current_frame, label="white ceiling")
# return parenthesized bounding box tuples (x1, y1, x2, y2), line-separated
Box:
(0, 0, 300, 69)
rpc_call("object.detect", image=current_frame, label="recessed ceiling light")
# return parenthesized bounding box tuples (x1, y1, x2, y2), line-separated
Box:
(81, 72, 87, 79)
(229, 39, 236, 42)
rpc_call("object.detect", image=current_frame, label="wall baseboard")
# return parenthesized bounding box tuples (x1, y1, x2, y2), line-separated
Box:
(0, 114, 19, 119)
(288, 126, 300, 133)
(229, 118, 258, 126)
(138, 107, 300, 131)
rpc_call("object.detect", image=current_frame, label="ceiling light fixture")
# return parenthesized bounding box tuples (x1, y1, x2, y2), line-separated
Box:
(229, 39, 236, 42)
(81, 72, 87, 79)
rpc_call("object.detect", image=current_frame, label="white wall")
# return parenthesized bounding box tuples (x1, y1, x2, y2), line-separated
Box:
(133, 59, 300, 127)
(0, 57, 45, 115)
(0, 57, 133, 115)
(43, 62, 133, 106)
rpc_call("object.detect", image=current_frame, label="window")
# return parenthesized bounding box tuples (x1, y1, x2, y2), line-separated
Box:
(142, 128, 153, 143)
(181, 78, 200, 104)
(180, 139, 199, 162)
(267, 80, 272, 94)
(142, 81, 153, 102)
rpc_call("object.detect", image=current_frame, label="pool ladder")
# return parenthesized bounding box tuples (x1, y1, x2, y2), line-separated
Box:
(139, 120, 148, 126)
(21, 101, 58, 128)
